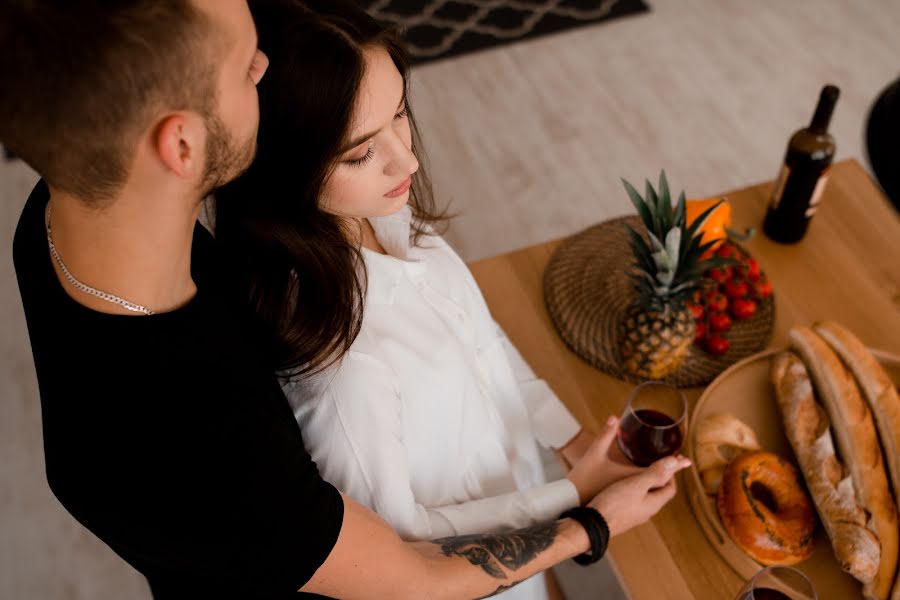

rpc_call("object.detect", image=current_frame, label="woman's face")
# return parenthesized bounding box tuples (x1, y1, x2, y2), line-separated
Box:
(321, 46, 419, 220)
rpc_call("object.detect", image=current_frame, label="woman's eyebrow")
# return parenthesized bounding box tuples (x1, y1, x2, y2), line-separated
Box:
(339, 91, 407, 154)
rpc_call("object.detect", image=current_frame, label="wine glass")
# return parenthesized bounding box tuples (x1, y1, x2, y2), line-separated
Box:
(735, 566, 817, 600)
(616, 381, 687, 467)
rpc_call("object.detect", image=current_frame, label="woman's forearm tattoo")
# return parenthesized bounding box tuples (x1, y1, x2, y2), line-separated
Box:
(434, 521, 560, 579)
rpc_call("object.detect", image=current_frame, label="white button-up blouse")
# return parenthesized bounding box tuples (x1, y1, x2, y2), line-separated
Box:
(283, 206, 581, 576)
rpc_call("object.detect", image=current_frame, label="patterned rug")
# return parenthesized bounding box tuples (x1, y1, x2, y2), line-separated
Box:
(359, 0, 650, 65)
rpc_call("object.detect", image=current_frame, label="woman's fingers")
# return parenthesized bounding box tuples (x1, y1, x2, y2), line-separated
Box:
(647, 478, 678, 510)
(641, 455, 691, 490)
(587, 454, 690, 537)
(594, 415, 619, 454)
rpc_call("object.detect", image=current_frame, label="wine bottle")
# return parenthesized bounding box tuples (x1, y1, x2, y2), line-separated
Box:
(763, 85, 840, 244)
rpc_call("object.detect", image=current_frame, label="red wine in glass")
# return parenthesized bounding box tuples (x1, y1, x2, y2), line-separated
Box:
(617, 382, 687, 468)
(617, 408, 684, 467)
(735, 566, 816, 600)
(741, 589, 793, 600)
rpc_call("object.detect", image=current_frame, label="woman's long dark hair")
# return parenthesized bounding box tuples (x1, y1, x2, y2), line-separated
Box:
(215, 0, 447, 376)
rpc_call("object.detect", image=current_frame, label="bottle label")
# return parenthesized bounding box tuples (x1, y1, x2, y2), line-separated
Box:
(769, 164, 791, 210)
(805, 169, 830, 218)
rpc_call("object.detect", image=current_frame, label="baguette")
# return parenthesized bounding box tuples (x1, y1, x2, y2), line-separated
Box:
(772, 351, 880, 584)
(790, 327, 899, 600)
(816, 321, 900, 599)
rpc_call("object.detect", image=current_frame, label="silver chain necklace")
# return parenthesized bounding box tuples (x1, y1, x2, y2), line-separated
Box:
(46, 203, 155, 315)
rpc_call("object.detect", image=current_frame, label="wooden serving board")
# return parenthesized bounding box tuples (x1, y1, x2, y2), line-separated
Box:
(685, 347, 900, 599)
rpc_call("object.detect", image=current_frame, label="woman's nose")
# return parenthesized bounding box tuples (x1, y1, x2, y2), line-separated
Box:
(384, 142, 419, 178)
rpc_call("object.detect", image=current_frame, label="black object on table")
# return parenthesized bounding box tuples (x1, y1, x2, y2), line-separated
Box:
(866, 76, 900, 213)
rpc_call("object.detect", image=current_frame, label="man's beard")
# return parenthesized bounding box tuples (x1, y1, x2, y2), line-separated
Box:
(198, 112, 257, 198)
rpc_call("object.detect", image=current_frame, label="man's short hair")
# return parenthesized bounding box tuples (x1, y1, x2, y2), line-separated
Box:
(0, 1, 222, 203)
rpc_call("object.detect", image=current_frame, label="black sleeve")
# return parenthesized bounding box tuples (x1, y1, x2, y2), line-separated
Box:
(53, 365, 344, 598)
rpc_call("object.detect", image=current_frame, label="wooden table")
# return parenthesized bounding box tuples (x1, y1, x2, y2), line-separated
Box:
(469, 159, 900, 600)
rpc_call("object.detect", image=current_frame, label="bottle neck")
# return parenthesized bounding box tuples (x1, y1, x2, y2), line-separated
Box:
(809, 85, 839, 134)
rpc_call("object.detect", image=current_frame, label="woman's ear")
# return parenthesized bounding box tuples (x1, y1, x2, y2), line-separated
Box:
(154, 113, 204, 180)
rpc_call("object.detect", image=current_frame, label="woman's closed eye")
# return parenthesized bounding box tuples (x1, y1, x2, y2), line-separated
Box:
(347, 144, 375, 168)
(344, 104, 410, 168)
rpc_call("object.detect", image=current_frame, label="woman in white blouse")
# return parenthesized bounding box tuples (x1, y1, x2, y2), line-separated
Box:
(215, 2, 650, 597)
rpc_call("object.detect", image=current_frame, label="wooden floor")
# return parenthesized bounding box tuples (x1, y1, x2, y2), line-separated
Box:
(2, 0, 899, 597)
(412, 0, 900, 261)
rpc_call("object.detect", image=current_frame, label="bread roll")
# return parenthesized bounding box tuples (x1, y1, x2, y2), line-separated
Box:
(790, 327, 899, 600)
(772, 351, 880, 584)
(694, 413, 760, 494)
(816, 321, 900, 599)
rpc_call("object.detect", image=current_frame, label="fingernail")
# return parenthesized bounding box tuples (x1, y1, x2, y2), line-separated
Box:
(664, 457, 677, 471)
(607, 416, 617, 426)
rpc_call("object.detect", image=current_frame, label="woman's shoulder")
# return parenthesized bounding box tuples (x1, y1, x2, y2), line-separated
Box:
(283, 348, 401, 407)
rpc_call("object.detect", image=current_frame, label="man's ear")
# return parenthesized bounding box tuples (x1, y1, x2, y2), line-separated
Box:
(155, 113, 204, 179)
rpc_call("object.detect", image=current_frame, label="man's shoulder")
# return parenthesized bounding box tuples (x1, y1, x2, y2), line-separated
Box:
(10, 179, 278, 426)
(12, 179, 49, 272)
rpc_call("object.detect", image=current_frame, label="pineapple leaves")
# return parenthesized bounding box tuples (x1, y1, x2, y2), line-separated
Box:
(664, 228, 681, 269)
(655, 270, 675, 288)
(647, 230, 665, 252)
(672, 269, 705, 285)
(701, 256, 738, 270)
(667, 281, 698, 296)
(658, 170, 671, 210)
(656, 171, 674, 231)
(651, 228, 680, 286)
(680, 234, 706, 265)
(652, 251, 672, 274)
(624, 225, 656, 274)
(644, 180, 662, 236)
(673, 190, 686, 226)
(622, 179, 653, 227)
(623, 170, 717, 310)
(684, 199, 724, 242)
(695, 238, 718, 257)
(623, 174, 682, 242)
(674, 191, 688, 255)
(628, 273, 658, 302)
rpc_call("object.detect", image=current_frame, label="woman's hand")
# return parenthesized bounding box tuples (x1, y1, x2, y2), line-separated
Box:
(565, 415, 646, 503)
(588, 454, 692, 537)
(557, 429, 594, 468)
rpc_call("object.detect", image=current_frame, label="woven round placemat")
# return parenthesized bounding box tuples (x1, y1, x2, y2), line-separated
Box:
(543, 215, 775, 388)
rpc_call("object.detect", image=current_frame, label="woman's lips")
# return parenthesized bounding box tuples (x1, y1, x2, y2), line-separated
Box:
(384, 176, 412, 198)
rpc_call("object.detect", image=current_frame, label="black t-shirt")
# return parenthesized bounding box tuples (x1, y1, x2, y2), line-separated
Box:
(13, 182, 343, 599)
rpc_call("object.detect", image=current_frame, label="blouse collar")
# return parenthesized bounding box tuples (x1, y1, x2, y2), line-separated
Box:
(367, 204, 413, 261)
(363, 204, 426, 304)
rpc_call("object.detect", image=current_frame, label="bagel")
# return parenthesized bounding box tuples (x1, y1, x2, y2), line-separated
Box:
(717, 450, 816, 565)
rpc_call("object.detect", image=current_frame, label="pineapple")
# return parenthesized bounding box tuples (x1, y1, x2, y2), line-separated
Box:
(618, 171, 728, 379)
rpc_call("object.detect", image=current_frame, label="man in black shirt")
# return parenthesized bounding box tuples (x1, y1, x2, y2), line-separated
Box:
(1, 1, 690, 597)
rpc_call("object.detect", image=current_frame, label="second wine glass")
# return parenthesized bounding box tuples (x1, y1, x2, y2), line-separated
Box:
(734, 565, 817, 600)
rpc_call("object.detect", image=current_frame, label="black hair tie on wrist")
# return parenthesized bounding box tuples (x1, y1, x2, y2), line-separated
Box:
(560, 507, 610, 565)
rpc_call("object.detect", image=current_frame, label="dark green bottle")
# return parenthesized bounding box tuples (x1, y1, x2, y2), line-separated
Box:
(763, 85, 840, 244)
